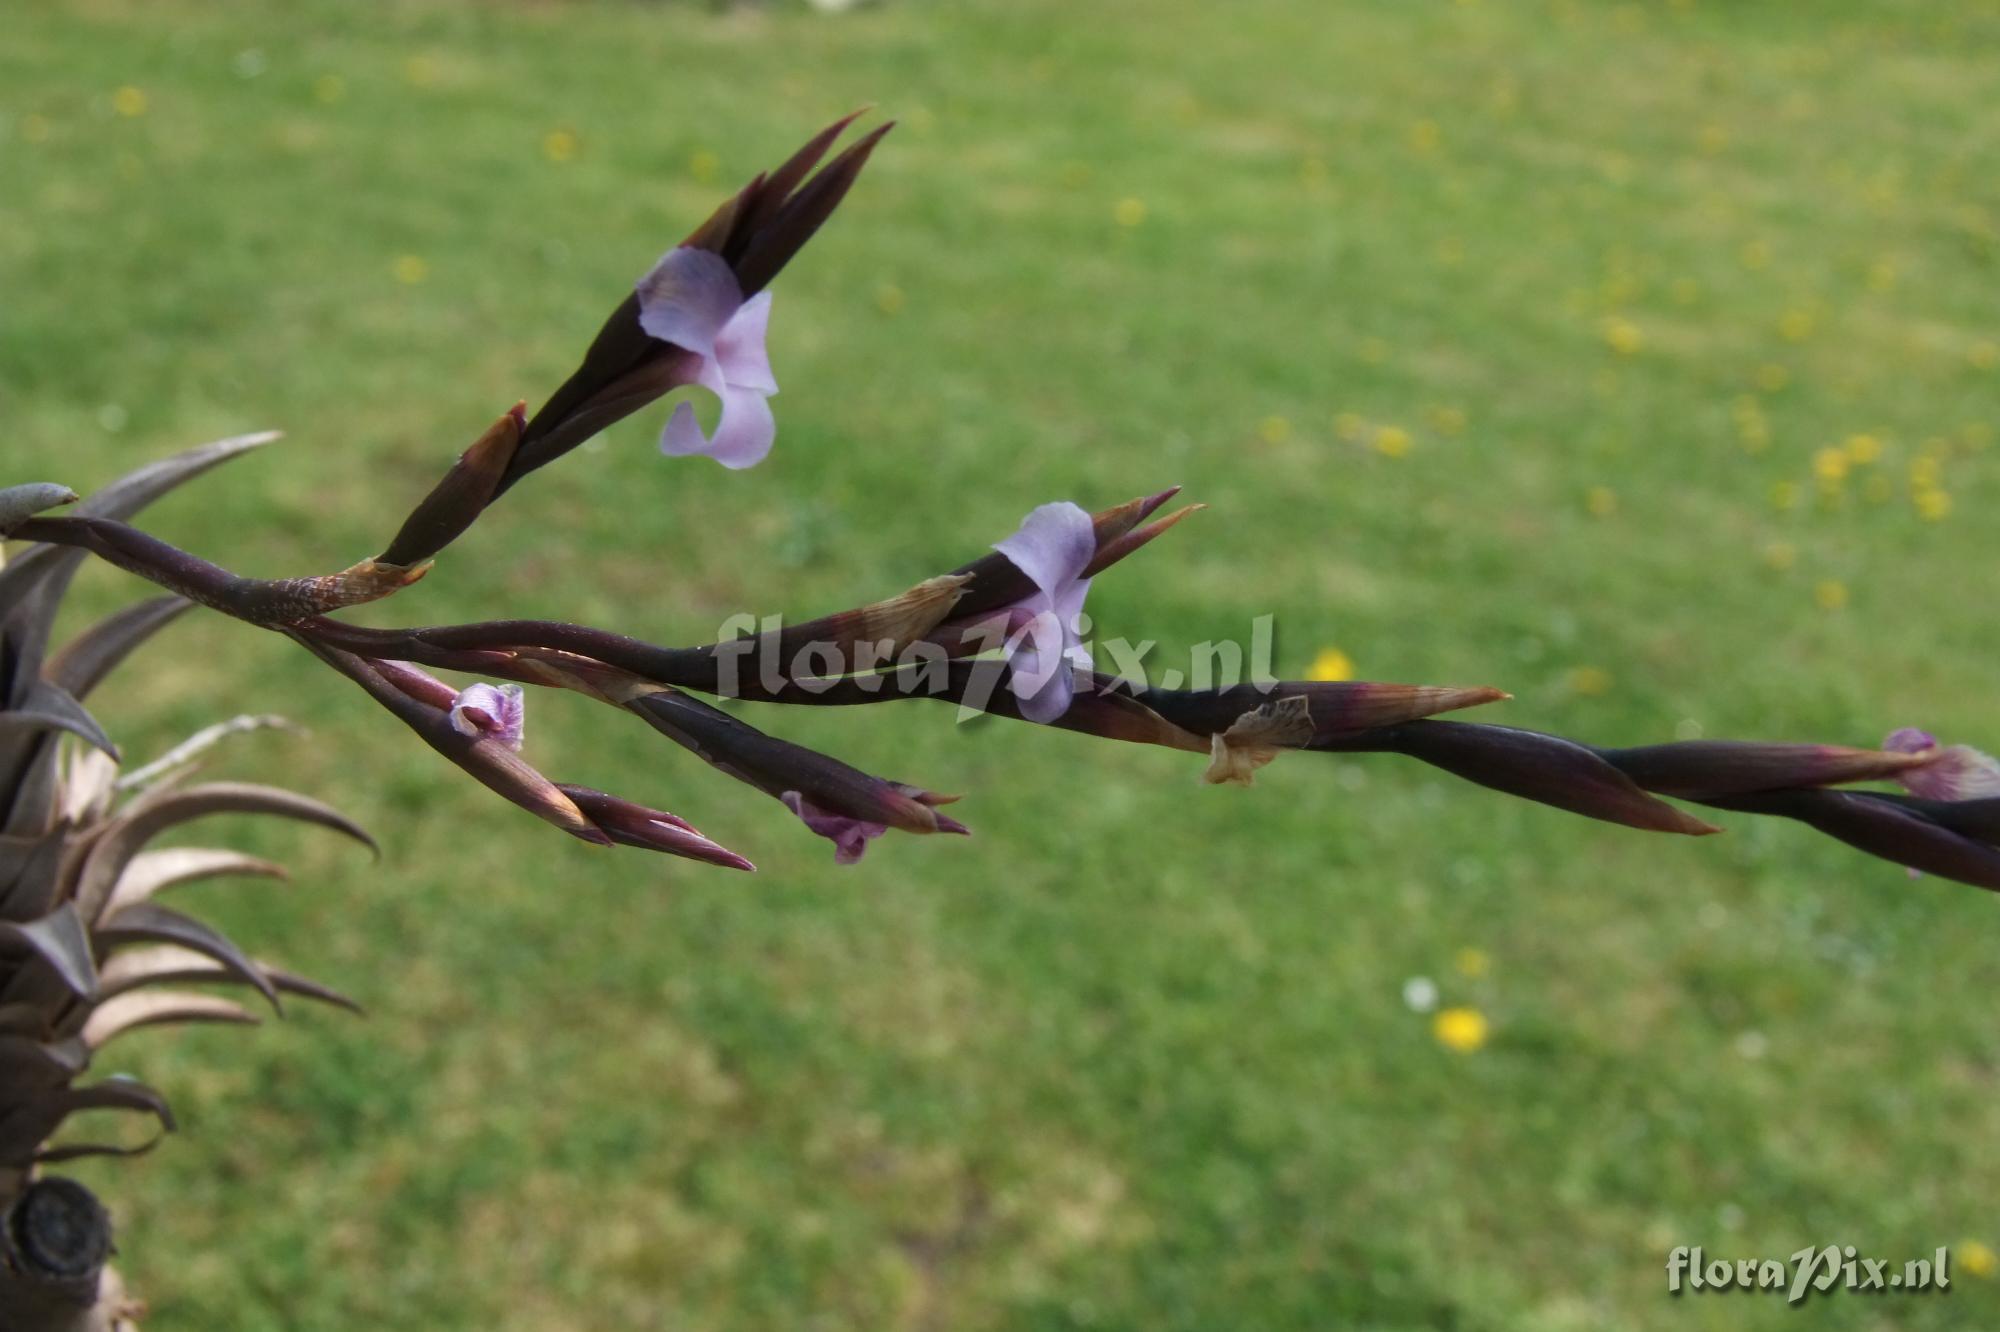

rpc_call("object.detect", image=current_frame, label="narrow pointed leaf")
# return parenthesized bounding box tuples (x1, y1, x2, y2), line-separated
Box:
(263, 965, 362, 1014)
(0, 904, 97, 998)
(81, 989, 260, 1050)
(73, 780, 372, 924)
(0, 681, 119, 758)
(104, 847, 289, 918)
(0, 434, 274, 681)
(93, 902, 279, 1009)
(44, 596, 192, 702)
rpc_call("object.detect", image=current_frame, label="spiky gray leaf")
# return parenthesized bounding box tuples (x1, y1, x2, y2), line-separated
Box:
(0, 903, 96, 998)
(73, 780, 373, 924)
(0, 433, 273, 710)
(92, 903, 278, 1009)
(45, 595, 192, 703)
(0, 681, 119, 759)
(103, 847, 289, 919)
(80, 989, 259, 1050)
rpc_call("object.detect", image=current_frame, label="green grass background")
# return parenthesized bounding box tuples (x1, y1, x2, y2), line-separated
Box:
(7, 0, 2000, 1327)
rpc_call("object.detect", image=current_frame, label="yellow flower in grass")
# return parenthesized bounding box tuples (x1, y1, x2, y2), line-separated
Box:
(1373, 426, 1412, 458)
(1409, 120, 1440, 155)
(1843, 433, 1882, 464)
(313, 74, 346, 105)
(874, 283, 906, 315)
(1960, 1241, 1998, 1279)
(1433, 1006, 1489, 1053)
(1307, 648, 1354, 682)
(1258, 415, 1292, 445)
(542, 129, 578, 163)
(688, 149, 720, 183)
(1113, 197, 1147, 228)
(111, 86, 148, 118)
(392, 255, 428, 285)
(1585, 486, 1618, 518)
(1813, 447, 1850, 485)
(1915, 489, 1952, 521)
(1602, 317, 1644, 355)
(1454, 947, 1490, 978)
(1778, 309, 1816, 342)
(1814, 579, 1848, 611)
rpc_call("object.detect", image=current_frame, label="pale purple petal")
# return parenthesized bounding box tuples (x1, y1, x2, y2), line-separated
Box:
(658, 382, 776, 470)
(449, 682, 525, 751)
(782, 791, 886, 865)
(1006, 599, 1077, 724)
(991, 502, 1097, 724)
(1884, 728, 1937, 755)
(1900, 744, 2000, 802)
(993, 501, 1096, 596)
(635, 247, 743, 359)
(1017, 656, 1077, 724)
(716, 291, 777, 394)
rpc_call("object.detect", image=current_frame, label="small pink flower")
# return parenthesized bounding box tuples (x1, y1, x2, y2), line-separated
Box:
(450, 682, 525, 751)
(635, 247, 777, 469)
(1884, 728, 2000, 802)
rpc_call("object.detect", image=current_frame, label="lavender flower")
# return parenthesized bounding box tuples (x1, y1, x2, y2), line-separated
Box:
(782, 790, 887, 864)
(635, 247, 777, 469)
(449, 682, 525, 751)
(1884, 728, 2000, 801)
(990, 501, 1095, 724)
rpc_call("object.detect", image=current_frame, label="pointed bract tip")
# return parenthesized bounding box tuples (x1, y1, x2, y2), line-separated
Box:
(934, 814, 972, 836)
(1084, 502, 1204, 577)
(1136, 485, 1182, 521)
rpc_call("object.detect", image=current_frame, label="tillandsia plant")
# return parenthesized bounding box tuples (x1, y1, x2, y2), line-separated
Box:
(0, 455, 372, 1330)
(4, 112, 1998, 1325)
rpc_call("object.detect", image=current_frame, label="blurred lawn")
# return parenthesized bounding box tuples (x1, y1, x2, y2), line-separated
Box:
(7, 0, 2000, 1328)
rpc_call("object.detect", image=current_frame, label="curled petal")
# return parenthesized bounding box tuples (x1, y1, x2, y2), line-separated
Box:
(993, 501, 1096, 597)
(449, 683, 525, 751)
(716, 291, 777, 393)
(783, 791, 886, 865)
(1885, 729, 2000, 802)
(660, 381, 776, 470)
(993, 502, 1096, 723)
(1008, 603, 1078, 724)
(636, 247, 743, 357)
